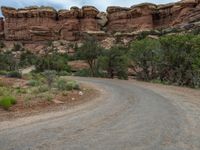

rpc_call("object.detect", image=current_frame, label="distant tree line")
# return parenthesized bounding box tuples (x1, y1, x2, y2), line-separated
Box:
(76, 34, 200, 88)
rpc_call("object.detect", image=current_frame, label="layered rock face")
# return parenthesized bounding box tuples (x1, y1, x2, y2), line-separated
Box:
(107, 4, 157, 32)
(153, 0, 200, 28)
(1, 0, 200, 41)
(1, 6, 101, 41)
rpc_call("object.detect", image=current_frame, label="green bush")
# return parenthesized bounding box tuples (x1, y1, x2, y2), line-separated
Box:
(28, 72, 45, 83)
(0, 70, 8, 76)
(0, 51, 19, 71)
(130, 38, 160, 80)
(130, 34, 200, 88)
(159, 34, 200, 87)
(27, 80, 39, 87)
(36, 85, 49, 93)
(76, 36, 103, 76)
(56, 79, 68, 91)
(12, 43, 23, 51)
(15, 88, 27, 94)
(6, 71, 22, 78)
(41, 93, 53, 101)
(0, 87, 7, 95)
(35, 53, 70, 72)
(99, 46, 129, 79)
(74, 69, 91, 77)
(57, 79, 80, 91)
(66, 81, 80, 90)
(43, 70, 57, 87)
(57, 71, 71, 76)
(0, 96, 16, 110)
(19, 50, 37, 68)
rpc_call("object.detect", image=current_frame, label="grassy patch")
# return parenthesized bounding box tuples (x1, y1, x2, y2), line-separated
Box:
(0, 96, 16, 110)
(0, 72, 81, 111)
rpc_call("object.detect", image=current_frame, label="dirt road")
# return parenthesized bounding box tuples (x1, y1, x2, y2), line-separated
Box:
(0, 77, 199, 150)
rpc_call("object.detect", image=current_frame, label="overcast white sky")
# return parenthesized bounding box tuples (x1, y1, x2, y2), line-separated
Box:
(0, 0, 179, 16)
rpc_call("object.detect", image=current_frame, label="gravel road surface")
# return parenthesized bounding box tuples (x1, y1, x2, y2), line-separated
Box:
(0, 77, 199, 150)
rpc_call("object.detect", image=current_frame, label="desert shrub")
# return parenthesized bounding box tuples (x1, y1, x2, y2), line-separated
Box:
(6, 71, 22, 78)
(158, 34, 200, 87)
(28, 72, 45, 82)
(76, 36, 103, 76)
(0, 87, 13, 96)
(0, 96, 16, 110)
(42, 70, 57, 88)
(0, 81, 4, 87)
(66, 80, 80, 90)
(74, 69, 91, 77)
(27, 80, 39, 87)
(98, 46, 129, 80)
(56, 79, 68, 91)
(57, 79, 80, 91)
(130, 38, 160, 80)
(191, 28, 200, 35)
(130, 34, 200, 88)
(0, 87, 7, 96)
(0, 88, 7, 96)
(19, 50, 37, 68)
(35, 52, 70, 72)
(0, 70, 8, 76)
(136, 30, 161, 40)
(0, 51, 19, 71)
(12, 43, 23, 51)
(35, 85, 49, 93)
(15, 88, 27, 94)
(40, 93, 53, 101)
(57, 71, 71, 76)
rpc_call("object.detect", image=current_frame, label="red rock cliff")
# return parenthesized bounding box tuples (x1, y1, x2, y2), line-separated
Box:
(1, 0, 200, 41)
(1, 6, 101, 41)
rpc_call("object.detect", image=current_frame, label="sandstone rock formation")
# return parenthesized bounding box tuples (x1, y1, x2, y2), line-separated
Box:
(1, 6, 101, 41)
(0, 0, 200, 41)
(107, 4, 157, 32)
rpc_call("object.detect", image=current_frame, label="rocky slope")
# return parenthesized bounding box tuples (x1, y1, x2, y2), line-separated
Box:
(0, 0, 200, 41)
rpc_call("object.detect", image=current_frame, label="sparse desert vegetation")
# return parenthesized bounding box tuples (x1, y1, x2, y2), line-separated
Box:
(0, 68, 97, 121)
(0, 72, 82, 111)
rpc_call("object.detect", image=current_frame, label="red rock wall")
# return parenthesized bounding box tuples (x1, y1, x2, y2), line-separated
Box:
(1, 6, 101, 41)
(107, 4, 156, 32)
(1, 0, 200, 41)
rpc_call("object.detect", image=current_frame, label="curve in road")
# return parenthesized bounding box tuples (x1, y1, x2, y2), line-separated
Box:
(0, 77, 199, 150)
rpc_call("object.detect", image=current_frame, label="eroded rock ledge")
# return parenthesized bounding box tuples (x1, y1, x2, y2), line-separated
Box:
(0, 0, 200, 41)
